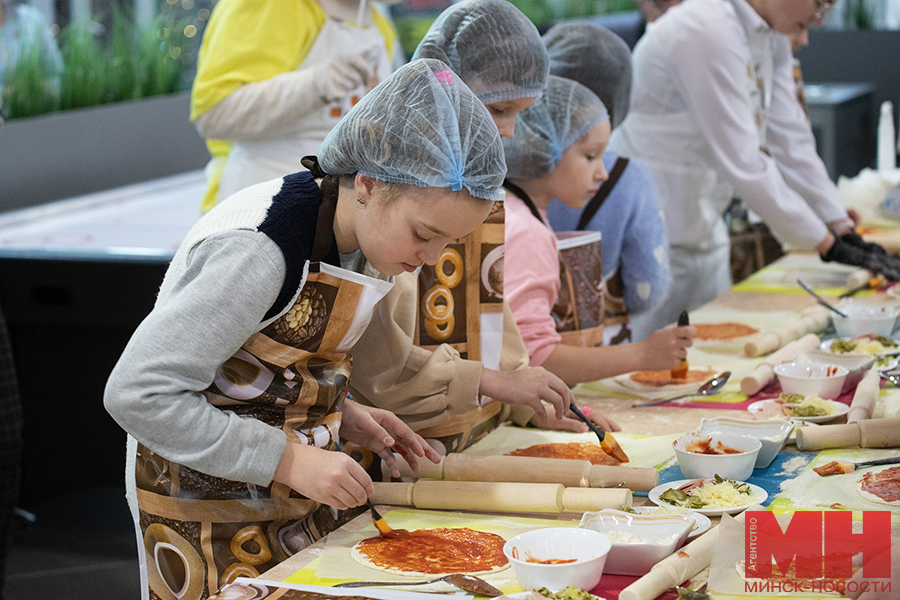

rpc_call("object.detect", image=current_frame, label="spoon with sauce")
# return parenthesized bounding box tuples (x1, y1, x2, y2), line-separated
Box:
(335, 573, 503, 596)
(632, 371, 731, 408)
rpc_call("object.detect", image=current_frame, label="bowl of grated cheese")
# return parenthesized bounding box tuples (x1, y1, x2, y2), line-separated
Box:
(577, 510, 693, 576)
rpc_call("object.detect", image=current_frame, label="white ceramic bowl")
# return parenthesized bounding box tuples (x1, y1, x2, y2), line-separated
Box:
(773, 362, 849, 400)
(795, 350, 875, 394)
(697, 417, 793, 468)
(832, 301, 898, 337)
(577, 510, 692, 576)
(673, 432, 761, 481)
(503, 527, 611, 592)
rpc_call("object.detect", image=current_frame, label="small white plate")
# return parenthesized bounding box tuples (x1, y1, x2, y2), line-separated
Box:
(648, 479, 768, 516)
(747, 399, 850, 423)
(624, 506, 712, 538)
(819, 337, 900, 370)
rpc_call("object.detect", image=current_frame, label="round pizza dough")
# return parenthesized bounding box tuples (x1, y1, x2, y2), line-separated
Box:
(856, 466, 900, 506)
(350, 528, 510, 578)
(507, 442, 628, 465)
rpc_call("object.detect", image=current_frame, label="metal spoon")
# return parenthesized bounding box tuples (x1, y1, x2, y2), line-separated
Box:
(334, 573, 503, 596)
(797, 278, 849, 318)
(878, 367, 900, 386)
(632, 371, 732, 408)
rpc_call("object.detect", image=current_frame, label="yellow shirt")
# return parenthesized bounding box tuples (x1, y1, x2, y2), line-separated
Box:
(190, 0, 397, 212)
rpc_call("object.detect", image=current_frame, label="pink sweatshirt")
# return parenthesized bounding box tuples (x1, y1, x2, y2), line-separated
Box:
(504, 193, 562, 366)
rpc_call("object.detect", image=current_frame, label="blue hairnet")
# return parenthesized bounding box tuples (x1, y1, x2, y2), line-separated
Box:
(317, 58, 506, 201)
(544, 21, 632, 128)
(503, 75, 609, 180)
(412, 0, 549, 105)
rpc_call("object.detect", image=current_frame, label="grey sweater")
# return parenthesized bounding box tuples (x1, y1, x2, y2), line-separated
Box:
(105, 174, 353, 487)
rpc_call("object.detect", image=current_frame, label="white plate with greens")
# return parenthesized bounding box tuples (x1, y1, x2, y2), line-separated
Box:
(648, 478, 767, 517)
(747, 398, 849, 423)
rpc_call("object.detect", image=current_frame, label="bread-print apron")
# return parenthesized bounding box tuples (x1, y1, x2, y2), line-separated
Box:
(503, 181, 605, 349)
(132, 199, 393, 600)
(414, 201, 506, 454)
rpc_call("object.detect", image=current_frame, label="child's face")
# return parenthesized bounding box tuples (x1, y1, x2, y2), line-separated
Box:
(355, 185, 493, 276)
(543, 120, 611, 210)
(485, 97, 537, 138)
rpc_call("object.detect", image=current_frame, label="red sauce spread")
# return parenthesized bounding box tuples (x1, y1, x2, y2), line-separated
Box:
(694, 323, 759, 340)
(859, 466, 900, 502)
(629, 368, 717, 387)
(684, 437, 743, 455)
(354, 528, 508, 575)
(507, 442, 628, 465)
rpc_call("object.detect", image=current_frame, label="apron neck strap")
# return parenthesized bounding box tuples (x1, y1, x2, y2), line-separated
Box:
(503, 179, 543, 223)
(302, 155, 340, 262)
(576, 157, 629, 231)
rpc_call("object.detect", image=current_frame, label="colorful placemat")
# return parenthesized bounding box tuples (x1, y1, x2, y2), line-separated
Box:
(731, 254, 858, 296)
(770, 448, 900, 521)
(461, 425, 681, 470)
(639, 452, 816, 506)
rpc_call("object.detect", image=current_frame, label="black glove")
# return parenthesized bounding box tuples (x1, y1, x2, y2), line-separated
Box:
(822, 236, 900, 281)
(839, 231, 888, 255)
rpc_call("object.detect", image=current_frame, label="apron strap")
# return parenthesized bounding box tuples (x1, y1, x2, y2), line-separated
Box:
(503, 179, 543, 223)
(576, 157, 629, 231)
(302, 155, 340, 262)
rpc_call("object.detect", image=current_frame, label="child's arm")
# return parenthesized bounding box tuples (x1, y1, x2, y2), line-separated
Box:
(540, 323, 696, 386)
(105, 232, 292, 487)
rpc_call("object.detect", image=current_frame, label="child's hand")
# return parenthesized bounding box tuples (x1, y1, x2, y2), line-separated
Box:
(530, 404, 620, 433)
(339, 399, 442, 478)
(273, 443, 373, 509)
(636, 323, 695, 371)
(479, 367, 572, 421)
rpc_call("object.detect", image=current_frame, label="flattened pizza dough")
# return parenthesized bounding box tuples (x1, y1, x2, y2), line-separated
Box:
(628, 367, 718, 388)
(857, 465, 900, 506)
(694, 323, 759, 340)
(507, 442, 629, 465)
(351, 527, 509, 577)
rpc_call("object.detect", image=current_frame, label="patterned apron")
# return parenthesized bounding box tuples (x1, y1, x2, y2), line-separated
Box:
(504, 181, 605, 350)
(413, 202, 506, 454)
(133, 191, 393, 600)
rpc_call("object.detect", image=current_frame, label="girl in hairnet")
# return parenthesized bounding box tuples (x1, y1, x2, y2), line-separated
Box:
(610, 0, 900, 339)
(105, 59, 513, 599)
(502, 76, 694, 385)
(542, 22, 670, 343)
(348, 0, 616, 438)
(190, 0, 403, 212)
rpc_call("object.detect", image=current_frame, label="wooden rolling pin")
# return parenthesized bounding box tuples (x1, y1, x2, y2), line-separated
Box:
(390, 454, 659, 492)
(847, 368, 880, 423)
(795, 418, 900, 450)
(744, 306, 829, 358)
(370, 481, 632, 513)
(740, 333, 820, 395)
(619, 508, 754, 600)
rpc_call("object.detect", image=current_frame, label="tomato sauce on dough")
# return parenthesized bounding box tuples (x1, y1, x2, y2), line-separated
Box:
(354, 528, 508, 574)
(507, 442, 629, 465)
(860, 466, 900, 502)
(629, 368, 717, 387)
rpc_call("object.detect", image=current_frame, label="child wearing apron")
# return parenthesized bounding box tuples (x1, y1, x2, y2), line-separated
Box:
(350, 0, 605, 450)
(543, 22, 671, 342)
(502, 76, 695, 387)
(105, 59, 506, 600)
